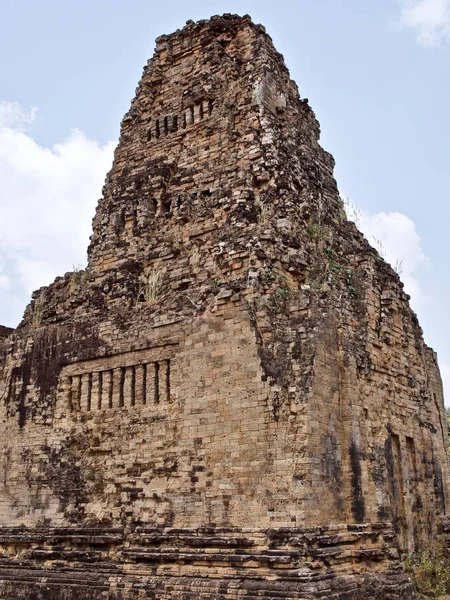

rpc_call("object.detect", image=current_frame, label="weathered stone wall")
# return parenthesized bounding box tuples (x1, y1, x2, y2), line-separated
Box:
(0, 326, 13, 341)
(0, 13, 447, 599)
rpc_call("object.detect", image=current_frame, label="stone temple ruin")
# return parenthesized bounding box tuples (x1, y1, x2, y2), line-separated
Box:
(0, 14, 448, 600)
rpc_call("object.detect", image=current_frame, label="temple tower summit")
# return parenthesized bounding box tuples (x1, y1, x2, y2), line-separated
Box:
(0, 14, 447, 600)
(88, 14, 339, 274)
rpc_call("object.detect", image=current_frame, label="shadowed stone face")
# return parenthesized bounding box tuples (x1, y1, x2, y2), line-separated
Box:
(0, 13, 447, 600)
(0, 326, 13, 341)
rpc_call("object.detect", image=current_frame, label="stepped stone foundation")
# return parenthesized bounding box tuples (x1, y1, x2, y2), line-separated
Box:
(0, 14, 448, 599)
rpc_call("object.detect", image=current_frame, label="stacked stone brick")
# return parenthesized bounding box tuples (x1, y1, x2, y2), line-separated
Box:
(0, 14, 447, 599)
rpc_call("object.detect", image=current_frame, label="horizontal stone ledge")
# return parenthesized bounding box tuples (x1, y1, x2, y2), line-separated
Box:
(122, 549, 297, 564)
(131, 523, 394, 536)
(0, 523, 394, 549)
(0, 527, 124, 546)
(132, 534, 255, 547)
(28, 549, 104, 562)
(0, 568, 113, 586)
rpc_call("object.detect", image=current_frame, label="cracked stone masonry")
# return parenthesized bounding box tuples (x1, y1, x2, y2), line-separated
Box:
(0, 13, 448, 600)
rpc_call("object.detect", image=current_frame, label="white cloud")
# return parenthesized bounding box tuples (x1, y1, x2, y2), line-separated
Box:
(343, 200, 428, 311)
(0, 101, 116, 326)
(0, 275, 10, 291)
(0, 258, 11, 292)
(398, 0, 450, 46)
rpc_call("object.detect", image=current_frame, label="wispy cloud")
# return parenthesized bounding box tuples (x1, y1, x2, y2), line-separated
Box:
(0, 101, 37, 129)
(0, 275, 10, 291)
(398, 0, 450, 46)
(0, 101, 116, 326)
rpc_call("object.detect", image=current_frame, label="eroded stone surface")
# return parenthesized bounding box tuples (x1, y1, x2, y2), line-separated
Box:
(0, 326, 13, 341)
(0, 13, 447, 599)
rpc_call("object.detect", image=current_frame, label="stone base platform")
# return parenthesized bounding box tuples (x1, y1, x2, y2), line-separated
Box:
(0, 524, 415, 599)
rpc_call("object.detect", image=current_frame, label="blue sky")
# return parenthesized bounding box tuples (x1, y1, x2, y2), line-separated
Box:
(1, 0, 449, 400)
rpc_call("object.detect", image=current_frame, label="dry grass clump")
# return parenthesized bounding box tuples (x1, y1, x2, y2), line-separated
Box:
(138, 267, 163, 305)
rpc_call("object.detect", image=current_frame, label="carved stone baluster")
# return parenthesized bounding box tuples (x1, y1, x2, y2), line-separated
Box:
(103, 370, 113, 409)
(112, 368, 124, 409)
(145, 363, 156, 404)
(135, 364, 145, 406)
(71, 375, 82, 412)
(80, 373, 92, 412)
(123, 366, 135, 408)
(159, 360, 170, 402)
(63, 376, 72, 412)
(91, 372, 101, 411)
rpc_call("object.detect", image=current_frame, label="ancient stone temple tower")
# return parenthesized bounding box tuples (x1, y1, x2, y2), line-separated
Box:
(0, 14, 448, 600)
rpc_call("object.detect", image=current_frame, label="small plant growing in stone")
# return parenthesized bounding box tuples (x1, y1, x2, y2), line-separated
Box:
(345, 269, 358, 301)
(370, 237, 386, 259)
(342, 196, 362, 229)
(264, 264, 275, 281)
(31, 292, 45, 329)
(405, 542, 450, 599)
(270, 287, 291, 309)
(337, 195, 347, 222)
(69, 264, 87, 293)
(324, 248, 358, 300)
(307, 223, 325, 240)
(325, 247, 343, 286)
(138, 267, 163, 305)
(394, 259, 404, 276)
